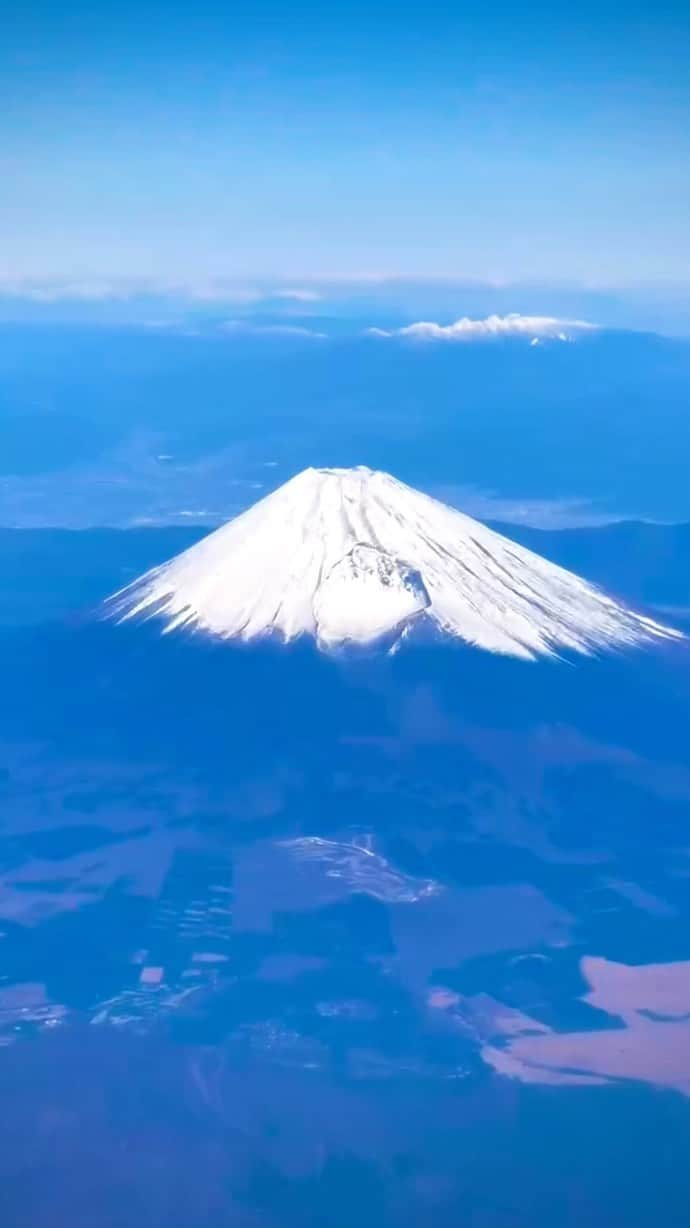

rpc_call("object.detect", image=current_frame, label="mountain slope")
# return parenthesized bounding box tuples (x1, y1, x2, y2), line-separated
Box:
(107, 466, 680, 658)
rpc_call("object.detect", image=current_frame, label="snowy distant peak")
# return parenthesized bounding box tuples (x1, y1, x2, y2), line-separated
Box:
(108, 465, 680, 659)
(370, 313, 597, 342)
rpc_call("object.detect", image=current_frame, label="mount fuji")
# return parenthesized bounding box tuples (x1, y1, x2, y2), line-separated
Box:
(107, 466, 680, 659)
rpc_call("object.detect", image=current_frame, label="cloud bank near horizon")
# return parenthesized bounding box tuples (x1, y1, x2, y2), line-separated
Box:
(2, 279, 689, 337)
(0, 278, 325, 305)
(369, 313, 598, 341)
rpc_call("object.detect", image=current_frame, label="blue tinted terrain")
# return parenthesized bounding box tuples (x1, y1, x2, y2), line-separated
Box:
(1, 324, 690, 1226)
(1, 521, 689, 1227)
(2, 324, 690, 526)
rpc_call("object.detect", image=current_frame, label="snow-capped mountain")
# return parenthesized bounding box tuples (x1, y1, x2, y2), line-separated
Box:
(107, 466, 680, 658)
(368, 313, 596, 342)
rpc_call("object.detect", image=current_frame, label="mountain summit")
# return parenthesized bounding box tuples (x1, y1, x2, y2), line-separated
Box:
(108, 466, 679, 658)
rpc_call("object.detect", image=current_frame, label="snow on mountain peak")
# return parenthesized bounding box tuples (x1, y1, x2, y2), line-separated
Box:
(107, 465, 680, 659)
(369, 313, 596, 342)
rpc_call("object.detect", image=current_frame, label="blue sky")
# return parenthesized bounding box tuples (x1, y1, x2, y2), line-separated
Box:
(2, 1, 689, 288)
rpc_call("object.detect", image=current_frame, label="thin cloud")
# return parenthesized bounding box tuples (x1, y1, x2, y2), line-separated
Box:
(185, 284, 265, 304)
(0, 279, 136, 302)
(370, 312, 597, 341)
(219, 320, 327, 338)
(429, 484, 625, 529)
(273, 288, 323, 302)
(0, 277, 325, 307)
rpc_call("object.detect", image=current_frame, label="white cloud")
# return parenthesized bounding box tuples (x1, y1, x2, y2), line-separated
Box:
(370, 313, 597, 341)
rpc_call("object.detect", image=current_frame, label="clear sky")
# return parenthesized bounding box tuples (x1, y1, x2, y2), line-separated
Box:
(2, 0, 689, 287)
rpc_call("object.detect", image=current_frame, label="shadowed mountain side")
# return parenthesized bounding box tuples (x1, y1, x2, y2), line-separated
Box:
(2, 620, 689, 771)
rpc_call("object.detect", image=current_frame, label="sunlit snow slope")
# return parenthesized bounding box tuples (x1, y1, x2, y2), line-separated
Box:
(107, 466, 680, 658)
